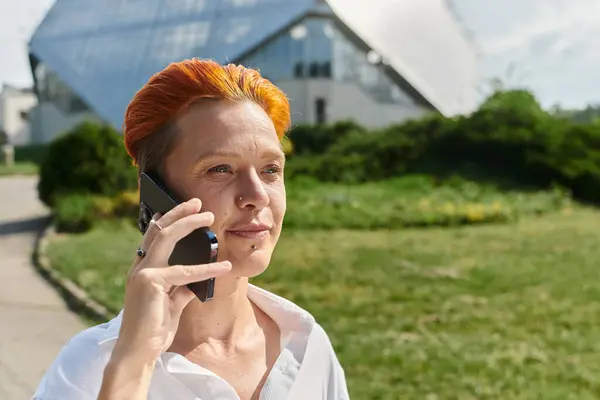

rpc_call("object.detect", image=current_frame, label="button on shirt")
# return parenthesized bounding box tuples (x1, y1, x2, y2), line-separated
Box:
(32, 284, 350, 399)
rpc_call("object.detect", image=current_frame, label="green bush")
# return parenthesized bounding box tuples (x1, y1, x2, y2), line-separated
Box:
(38, 121, 137, 207)
(14, 144, 48, 165)
(111, 190, 140, 221)
(287, 120, 365, 156)
(54, 194, 96, 233)
(284, 155, 323, 181)
(286, 115, 451, 183)
(54, 190, 140, 233)
(285, 90, 600, 205)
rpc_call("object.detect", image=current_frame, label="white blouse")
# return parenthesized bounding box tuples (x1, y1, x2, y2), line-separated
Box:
(32, 284, 350, 399)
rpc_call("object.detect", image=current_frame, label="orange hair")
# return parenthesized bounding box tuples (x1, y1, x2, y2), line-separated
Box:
(122, 58, 291, 165)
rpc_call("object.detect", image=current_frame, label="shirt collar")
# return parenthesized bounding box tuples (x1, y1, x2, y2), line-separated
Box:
(246, 283, 315, 334)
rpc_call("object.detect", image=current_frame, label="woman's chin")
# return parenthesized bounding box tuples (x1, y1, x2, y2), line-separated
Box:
(227, 251, 272, 278)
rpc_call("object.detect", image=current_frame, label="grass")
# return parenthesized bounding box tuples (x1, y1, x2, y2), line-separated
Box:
(54, 176, 572, 234)
(0, 144, 46, 176)
(284, 175, 570, 229)
(45, 207, 600, 399)
(0, 162, 38, 176)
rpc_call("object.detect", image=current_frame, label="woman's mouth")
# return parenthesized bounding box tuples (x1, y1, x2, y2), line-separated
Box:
(226, 223, 271, 239)
(227, 230, 270, 239)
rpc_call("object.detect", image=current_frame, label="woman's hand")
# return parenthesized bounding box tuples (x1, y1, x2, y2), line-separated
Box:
(99, 198, 231, 399)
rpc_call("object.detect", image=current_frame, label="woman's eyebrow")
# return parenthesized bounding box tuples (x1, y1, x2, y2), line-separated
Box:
(193, 150, 242, 164)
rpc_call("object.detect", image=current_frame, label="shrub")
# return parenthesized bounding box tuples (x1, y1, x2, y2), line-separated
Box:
(287, 120, 366, 156)
(54, 194, 96, 233)
(53, 190, 140, 233)
(284, 155, 323, 181)
(14, 144, 48, 165)
(284, 90, 600, 205)
(38, 121, 137, 207)
(112, 190, 139, 220)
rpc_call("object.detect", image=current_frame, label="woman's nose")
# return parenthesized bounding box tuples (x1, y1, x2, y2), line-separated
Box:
(236, 170, 269, 210)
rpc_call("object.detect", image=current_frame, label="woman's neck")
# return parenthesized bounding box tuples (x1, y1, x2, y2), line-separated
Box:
(169, 276, 257, 352)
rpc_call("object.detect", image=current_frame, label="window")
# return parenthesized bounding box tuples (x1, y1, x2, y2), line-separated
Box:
(309, 62, 320, 78)
(294, 62, 304, 78)
(237, 16, 412, 104)
(315, 98, 327, 125)
(239, 17, 333, 82)
(321, 62, 331, 78)
(34, 62, 90, 114)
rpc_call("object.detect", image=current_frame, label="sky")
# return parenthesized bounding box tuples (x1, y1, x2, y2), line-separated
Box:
(451, 0, 600, 109)
(1, 0, 599, 110)
(0, 0, 53, 88)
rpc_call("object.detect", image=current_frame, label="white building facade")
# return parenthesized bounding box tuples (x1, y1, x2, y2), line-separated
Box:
(0, 85, 38, 146)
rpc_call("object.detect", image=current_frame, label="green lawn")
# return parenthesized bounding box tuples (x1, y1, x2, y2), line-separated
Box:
(46, 208, 600, 399)
(0, 162, 38, 176)
(284, 176, 570, 229)
(55, 176, 571, 235)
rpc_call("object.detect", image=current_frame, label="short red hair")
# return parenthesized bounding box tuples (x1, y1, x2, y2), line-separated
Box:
(123, 58, 291, 165)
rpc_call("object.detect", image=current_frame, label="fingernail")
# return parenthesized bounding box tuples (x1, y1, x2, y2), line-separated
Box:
(152, 213, 162, 220)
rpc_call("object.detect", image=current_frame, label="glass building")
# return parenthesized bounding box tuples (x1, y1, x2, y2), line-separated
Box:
(27, 0, 479, 143)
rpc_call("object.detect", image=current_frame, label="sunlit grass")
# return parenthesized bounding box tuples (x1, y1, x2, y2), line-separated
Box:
(0, 162, 38, 176)
(46, 208, 600, 399)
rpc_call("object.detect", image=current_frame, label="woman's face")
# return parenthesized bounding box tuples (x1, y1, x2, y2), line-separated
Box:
(162, 100, 286, 278)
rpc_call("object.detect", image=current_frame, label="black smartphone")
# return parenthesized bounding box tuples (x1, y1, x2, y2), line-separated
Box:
(137, 171, 218, 302)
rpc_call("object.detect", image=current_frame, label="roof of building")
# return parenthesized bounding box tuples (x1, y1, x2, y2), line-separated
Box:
(29, 0, 479, 129)
(327, 0, 480, 116)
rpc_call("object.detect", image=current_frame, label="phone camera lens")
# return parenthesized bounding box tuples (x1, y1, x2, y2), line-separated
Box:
(138, 204, 152, 233)
(143, 209, 152, 223)
(137, 219, 146, 234)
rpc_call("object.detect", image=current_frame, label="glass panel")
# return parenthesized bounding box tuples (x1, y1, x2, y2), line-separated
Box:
(329, 21, 415, 105)
(35, 62, 90, 114)
(217, 17, 254, 45)
(239, 16, 415, 105)
(149, 21, 212, 65)
(240, 17, 334, 81)
(163, 0, 210, 16)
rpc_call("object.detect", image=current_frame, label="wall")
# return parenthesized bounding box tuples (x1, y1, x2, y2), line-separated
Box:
(0, 86, 38, 145)
(278, 79, 428, 128)
(28, 101, 103, 144)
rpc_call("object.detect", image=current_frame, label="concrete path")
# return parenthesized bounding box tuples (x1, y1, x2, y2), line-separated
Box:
(0, 176, 86, 399)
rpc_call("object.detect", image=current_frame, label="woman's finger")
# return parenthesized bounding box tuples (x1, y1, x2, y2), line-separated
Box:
(169, 286, 196, 311)
(127, 212, 164, 281)
(159, 261, 231, 287)
(139, 198, 202, 252)
(137, 213, 162, 255)
(153, 198, 203, 231)
(147, 211, 215, 262)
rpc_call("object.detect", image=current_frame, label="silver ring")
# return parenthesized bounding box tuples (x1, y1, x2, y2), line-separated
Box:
(150, 219, 163, 231)
(136, 247, 146, 258)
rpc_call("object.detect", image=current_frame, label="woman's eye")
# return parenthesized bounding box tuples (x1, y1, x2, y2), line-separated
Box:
(263, 165, 281, 174)
(208, 165, 231, 173)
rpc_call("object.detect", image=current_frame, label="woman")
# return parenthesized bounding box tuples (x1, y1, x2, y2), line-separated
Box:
(32, 59, 349, 400)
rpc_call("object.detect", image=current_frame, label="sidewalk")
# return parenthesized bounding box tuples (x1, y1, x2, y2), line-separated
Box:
(0, 176, 85, 399)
